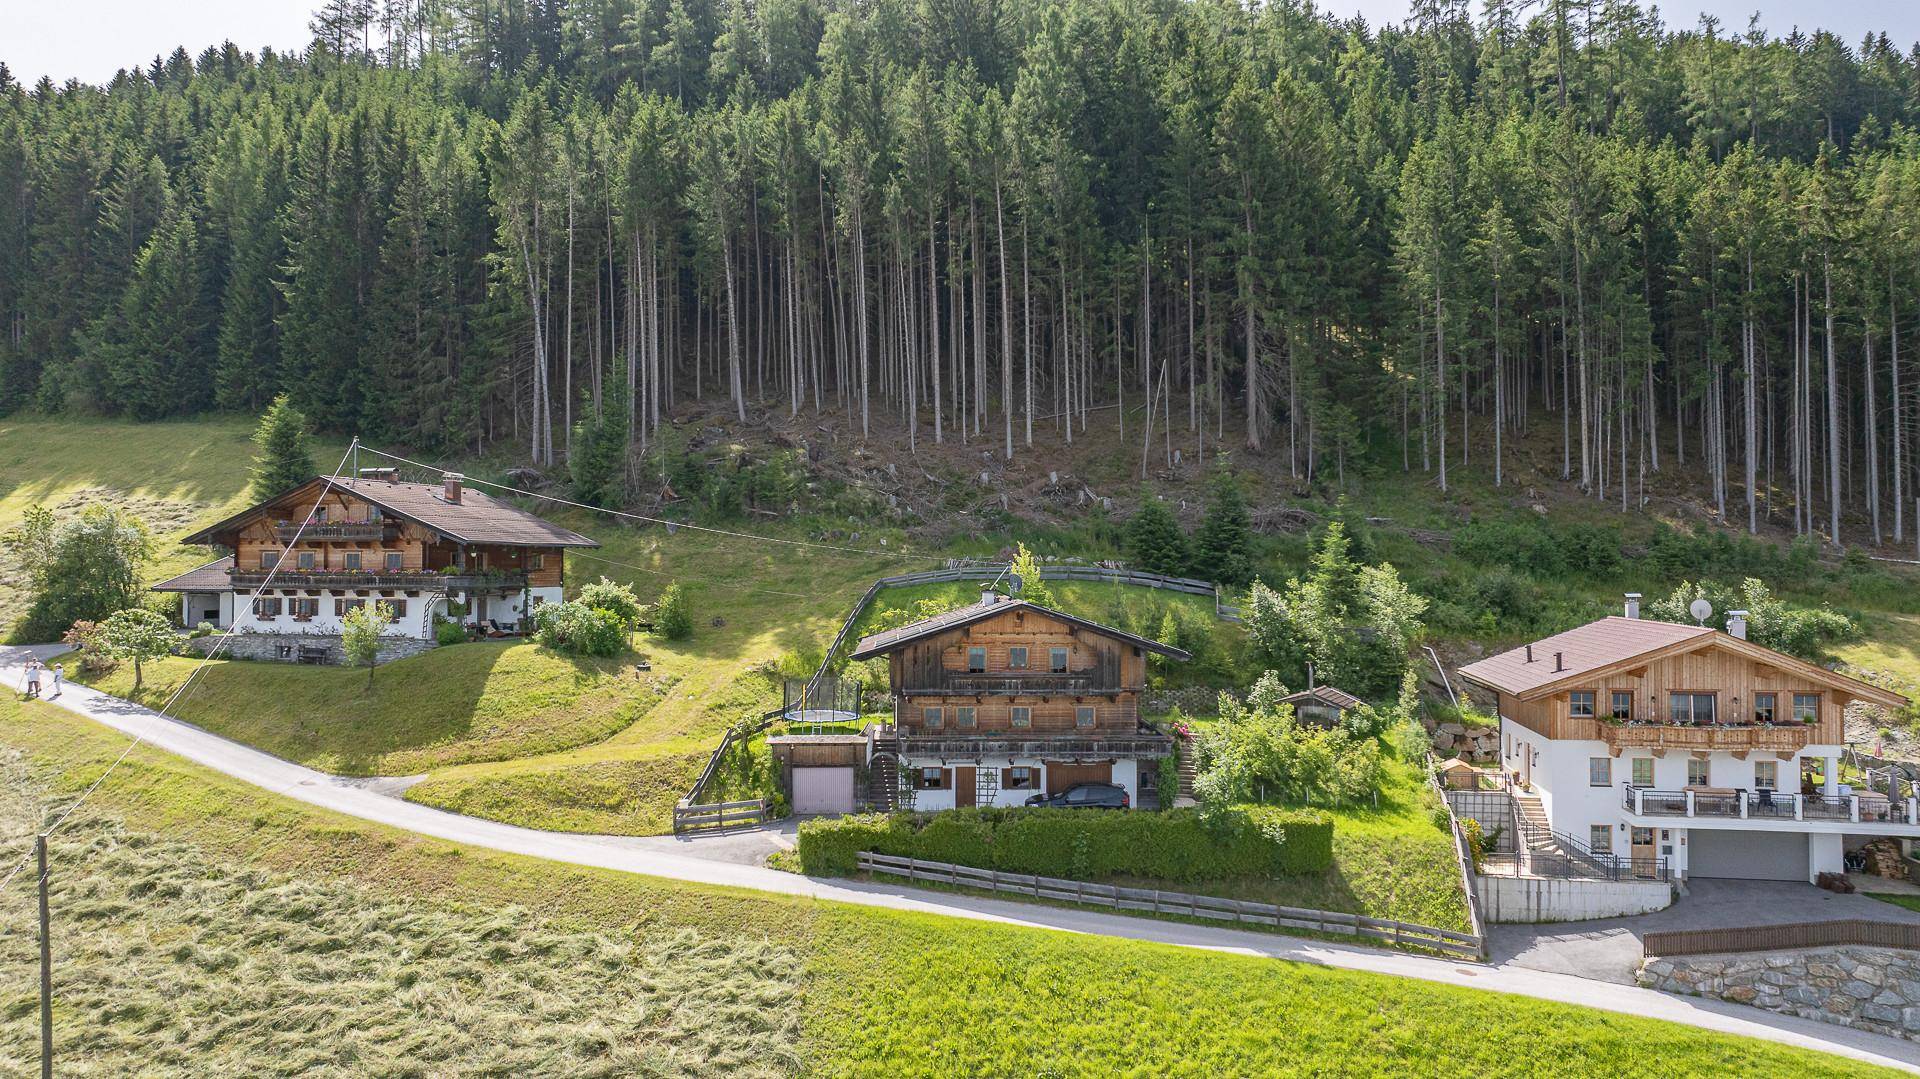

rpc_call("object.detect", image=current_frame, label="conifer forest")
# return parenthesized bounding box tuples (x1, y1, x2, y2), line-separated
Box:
(4, 0, 1920, 545)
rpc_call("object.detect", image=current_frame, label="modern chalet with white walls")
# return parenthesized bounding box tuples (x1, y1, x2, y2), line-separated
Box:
(1458, 597, 1912, 884)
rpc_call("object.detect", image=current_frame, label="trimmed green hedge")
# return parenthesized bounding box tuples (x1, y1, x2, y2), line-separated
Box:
(796, 805, 1332, 882)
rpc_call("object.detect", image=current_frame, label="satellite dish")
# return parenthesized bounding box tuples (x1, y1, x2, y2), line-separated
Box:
(1008, 573, 1024, 596)
(1688, 598, 1713, 624)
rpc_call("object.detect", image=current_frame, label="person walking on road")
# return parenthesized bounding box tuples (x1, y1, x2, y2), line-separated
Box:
(22, 659, 41, 700)
(49, 662, 64, 698)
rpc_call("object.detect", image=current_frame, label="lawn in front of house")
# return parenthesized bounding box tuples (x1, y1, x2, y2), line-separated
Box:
(0, 698, 1895, 1078)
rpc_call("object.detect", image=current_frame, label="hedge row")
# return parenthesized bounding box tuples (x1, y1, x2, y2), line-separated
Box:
(796, 805, 1333, 881)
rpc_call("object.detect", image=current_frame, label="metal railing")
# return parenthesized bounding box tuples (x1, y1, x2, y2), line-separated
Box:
(907, 671, 1108, 696)
(1623, 785, 1920, 825)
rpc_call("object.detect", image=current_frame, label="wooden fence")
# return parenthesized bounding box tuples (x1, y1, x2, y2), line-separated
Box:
(672, 797, 771, 834)
(857, 852, 1485, 960)
(1643, 919, 1920, 959)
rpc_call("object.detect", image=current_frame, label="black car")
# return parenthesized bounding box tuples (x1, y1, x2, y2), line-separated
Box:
(1024, 782, 1129, 810)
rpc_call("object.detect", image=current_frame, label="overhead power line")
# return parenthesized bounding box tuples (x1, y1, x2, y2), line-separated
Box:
(354, 443, 905, 559)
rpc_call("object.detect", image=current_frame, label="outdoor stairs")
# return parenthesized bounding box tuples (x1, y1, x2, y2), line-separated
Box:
(1177, 740, 1197, 801)
(1513, 793, 1554, 851)
(867, 731, 901, 812)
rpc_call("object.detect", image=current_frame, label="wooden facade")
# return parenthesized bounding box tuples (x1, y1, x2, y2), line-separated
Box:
(218, 483, 566, 592)
(884, 606, 1150, 739)
(1495, 640, 1851, 751)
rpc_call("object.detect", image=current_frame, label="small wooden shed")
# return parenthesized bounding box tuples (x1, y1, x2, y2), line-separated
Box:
(1437, 756, 1480, 790)
(1279, 685, 1365, 728)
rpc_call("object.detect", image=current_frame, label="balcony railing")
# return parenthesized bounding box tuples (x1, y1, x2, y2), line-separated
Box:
(272, 520, 391, 542)
(230, 568, 526, 592)
(901, 671, 1115, 696)
(895, 733, 1174, 759)
(1623, 785, 1919, 826)
(1599, 721, 1816, 753)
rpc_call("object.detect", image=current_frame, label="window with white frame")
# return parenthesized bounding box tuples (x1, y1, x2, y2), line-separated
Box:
(1687, 758, 1709, 786)
(954, 706, 977, 729)
(1754, 760, 1778, 789)
(923, 707, 943, 730)
(1075, 705, 1095, 728)
(1049, 647, 1068, 673)
(966, 646, 986, 673)
(1589, 757, 1611, 786)
(1008, 646, 1028, 669)
(1010, 706, 1031, 729)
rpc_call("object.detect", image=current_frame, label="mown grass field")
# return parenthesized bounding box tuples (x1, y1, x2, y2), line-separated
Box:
(0, 699, 1896, 1078)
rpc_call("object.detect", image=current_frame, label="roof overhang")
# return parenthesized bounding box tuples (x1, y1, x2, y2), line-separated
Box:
(182, 475, 599, 550)
(1482, 631, 1906, 710)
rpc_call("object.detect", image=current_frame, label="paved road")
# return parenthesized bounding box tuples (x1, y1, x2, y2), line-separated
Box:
(1494, 879, 1920, 984)
(4, 644, 1917, 1073)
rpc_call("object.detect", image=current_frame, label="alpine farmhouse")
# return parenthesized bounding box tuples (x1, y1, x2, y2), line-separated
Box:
(1458, 596, 1913, 884)
(826, 590, 1190, 813)
(152, 469, 596, 661)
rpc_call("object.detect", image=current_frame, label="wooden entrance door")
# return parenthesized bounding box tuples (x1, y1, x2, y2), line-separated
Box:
(955, 766, 976, 807)
(1630, 827, 1656, 877)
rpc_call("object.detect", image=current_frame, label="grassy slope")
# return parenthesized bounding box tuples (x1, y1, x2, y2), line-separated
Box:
(1180, 754, 1470, 932)
(0, 699, 1889, 1078)
(0, 416, 349, 629)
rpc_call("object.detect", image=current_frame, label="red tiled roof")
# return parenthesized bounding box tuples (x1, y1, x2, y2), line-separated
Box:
(1455, 616, 1713, 699)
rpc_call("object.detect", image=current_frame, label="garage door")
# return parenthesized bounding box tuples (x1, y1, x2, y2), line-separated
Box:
(1688, 830, 1808, 881)
(791, 767, 854, 815)
(1045, 761, 1113, 794)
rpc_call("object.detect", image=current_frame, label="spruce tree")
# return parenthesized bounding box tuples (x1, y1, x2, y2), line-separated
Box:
(1191, 465, 1253, 586)
(1125, 496, 1189, 576)
(250, 394, 316, 500)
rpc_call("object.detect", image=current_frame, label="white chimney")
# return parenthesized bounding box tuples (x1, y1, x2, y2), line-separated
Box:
(1727, 610, 1748, 640)
(1624, 593, 1641, 620)
(442, 472, 464, 504)
(981, 590, 997, 606)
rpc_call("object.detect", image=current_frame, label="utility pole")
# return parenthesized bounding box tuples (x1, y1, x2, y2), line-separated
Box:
(37, 833, 51, 1079)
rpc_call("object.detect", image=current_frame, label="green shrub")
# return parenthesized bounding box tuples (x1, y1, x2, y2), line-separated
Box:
(189, 621, 215, 639)
(532, 601, 628, 656)
(796, 805, 1332, 882)
(575, 577, 645, 629)
(434, 618, 467, 646)
(653, 582, 694, 641)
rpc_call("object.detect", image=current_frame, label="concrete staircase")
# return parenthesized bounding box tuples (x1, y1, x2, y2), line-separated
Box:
(1512, 793, 1554, 852)
(1177, 744, 1197, 801)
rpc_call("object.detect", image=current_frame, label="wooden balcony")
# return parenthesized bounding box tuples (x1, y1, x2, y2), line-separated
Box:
(1599, 721, 1815, 754)
(894, 733, 1174, 759)
(898, 671, 1122, 696)
(230, 569, 526, 592)
(272, 520, 392, 542)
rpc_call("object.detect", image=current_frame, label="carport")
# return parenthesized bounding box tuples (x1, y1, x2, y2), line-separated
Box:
(1687, 830, 1809, 882)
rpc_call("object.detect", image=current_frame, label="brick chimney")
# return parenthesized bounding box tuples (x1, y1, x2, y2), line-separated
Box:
(1727, 610, 1748, 640)
(442, 472, 464, 505)
(1624, 592, 1641, 619)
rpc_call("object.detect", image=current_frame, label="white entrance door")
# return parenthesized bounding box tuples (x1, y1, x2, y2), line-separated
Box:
(791, 767, 855, 814)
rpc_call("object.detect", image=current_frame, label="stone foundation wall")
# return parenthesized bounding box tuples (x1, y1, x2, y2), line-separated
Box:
(186, 633, 436, 666)
(1142, 686, 1222, 715)
(1639, 945, 1920, 1041)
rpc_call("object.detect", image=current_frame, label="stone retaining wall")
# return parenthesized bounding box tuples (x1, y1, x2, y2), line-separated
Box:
(1142, 686, 1223, 715)
(185, 632, 436, 666)
(1638, 945, 1920, 1041)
